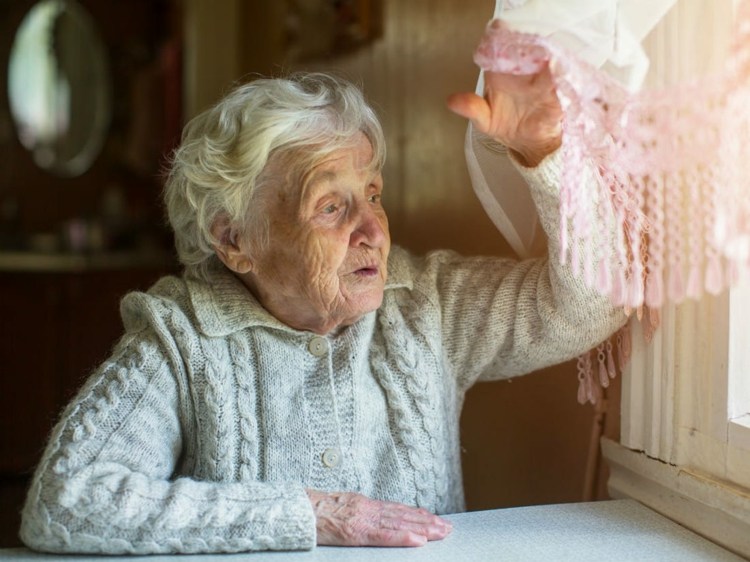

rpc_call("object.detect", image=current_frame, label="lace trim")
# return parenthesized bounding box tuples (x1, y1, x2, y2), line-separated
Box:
(474, 6, 750, 404)
(474, 7, 750, 310)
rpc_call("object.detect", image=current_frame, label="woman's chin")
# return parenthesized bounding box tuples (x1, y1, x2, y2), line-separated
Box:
(337, 290, 384, 325)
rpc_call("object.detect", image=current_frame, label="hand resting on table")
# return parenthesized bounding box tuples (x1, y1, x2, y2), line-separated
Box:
(307, 489, 453, 547)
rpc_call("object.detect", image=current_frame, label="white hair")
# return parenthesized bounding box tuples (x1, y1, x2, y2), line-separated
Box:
(163, 72, 386, 281)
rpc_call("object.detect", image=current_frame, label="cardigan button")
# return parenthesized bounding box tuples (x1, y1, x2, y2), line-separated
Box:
(322, 447, 341, 468)
(308, 336, 328, 357)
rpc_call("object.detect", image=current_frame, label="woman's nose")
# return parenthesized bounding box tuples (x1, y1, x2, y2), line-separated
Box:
(350, 202, 388, 248)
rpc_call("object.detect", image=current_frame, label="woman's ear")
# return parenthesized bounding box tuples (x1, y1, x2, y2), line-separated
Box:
(210, 218, 254, 274)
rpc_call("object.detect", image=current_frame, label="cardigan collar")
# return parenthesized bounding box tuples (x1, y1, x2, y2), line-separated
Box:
(186, 246, 413, 337)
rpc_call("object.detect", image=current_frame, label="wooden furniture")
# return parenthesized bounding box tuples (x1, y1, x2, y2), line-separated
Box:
(0, 0, 180, 547)
(0, 254, 172, 547)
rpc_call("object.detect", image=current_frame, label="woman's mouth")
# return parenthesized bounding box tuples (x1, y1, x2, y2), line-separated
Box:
(354, 266, 379, 277)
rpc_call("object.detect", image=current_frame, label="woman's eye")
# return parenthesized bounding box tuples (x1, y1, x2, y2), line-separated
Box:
(322, 204, 339, 214)
(368, 194, 381, 204)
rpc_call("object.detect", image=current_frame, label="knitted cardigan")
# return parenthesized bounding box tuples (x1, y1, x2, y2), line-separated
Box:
(20, 151, 625, 554)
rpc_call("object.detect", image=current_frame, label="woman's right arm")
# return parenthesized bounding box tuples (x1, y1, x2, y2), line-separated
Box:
(20, 329, 316, 555)
(21, 321, 450, 553)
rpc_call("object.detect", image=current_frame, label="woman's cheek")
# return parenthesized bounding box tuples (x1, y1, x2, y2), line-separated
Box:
(298, 237, 333, 283)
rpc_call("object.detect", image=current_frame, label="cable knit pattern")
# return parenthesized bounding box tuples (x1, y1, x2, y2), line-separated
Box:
(20, 150, 625, 554)
(230, 334, 260, 482)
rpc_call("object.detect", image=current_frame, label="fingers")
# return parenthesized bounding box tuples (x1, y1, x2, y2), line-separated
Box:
(484, 61, 554, 94)
(446, 92, 491, 133)
(365, 528, 428, 547)
(379, 503, 452, 541)
(308, 490, 453, 548)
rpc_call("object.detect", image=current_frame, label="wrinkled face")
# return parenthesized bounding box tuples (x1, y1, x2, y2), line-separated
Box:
(239, 134, 390, 334)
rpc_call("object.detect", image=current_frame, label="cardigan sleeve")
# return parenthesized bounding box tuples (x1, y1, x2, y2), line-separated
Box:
(411, 149, 626, 390)
(19, 319, 316, 554)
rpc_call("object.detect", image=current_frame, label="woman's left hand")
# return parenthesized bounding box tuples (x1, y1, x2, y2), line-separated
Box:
(307, 489, 452, 547)
(447, 63, 563, 167)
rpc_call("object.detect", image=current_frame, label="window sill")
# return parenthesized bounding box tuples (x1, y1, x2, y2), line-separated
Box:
(602, 437, 750, 559)
(729, 415, 750, 451)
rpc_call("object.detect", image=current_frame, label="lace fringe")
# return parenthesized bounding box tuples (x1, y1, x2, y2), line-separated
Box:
(575, 304, 661, 406)
(476, 2, 750, 312)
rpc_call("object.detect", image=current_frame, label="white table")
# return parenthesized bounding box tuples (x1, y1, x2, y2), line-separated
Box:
(1, 500, 743, 561)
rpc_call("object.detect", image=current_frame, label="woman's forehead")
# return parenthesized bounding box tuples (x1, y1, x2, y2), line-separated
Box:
(299, 137, 378, 186)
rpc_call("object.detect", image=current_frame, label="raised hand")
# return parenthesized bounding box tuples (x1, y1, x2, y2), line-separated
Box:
(307, 489, 453, 547)
(447, 60, 563, 167)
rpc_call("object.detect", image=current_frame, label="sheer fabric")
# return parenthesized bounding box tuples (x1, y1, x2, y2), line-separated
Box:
(466, 0, 677, 259)
(468, 0, 750, 403)
(472, 0, 750, 308)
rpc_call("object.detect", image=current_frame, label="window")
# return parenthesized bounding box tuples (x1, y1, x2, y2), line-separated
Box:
(601, 1, 750, 558)
(604, 281, 750, 557)
(728, 280, 750, 451)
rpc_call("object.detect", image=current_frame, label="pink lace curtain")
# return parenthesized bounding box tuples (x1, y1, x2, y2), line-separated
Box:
(473, 0, 750, 403)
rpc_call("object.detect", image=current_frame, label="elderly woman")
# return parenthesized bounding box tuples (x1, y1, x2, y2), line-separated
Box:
(20, 70, 624, 554)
